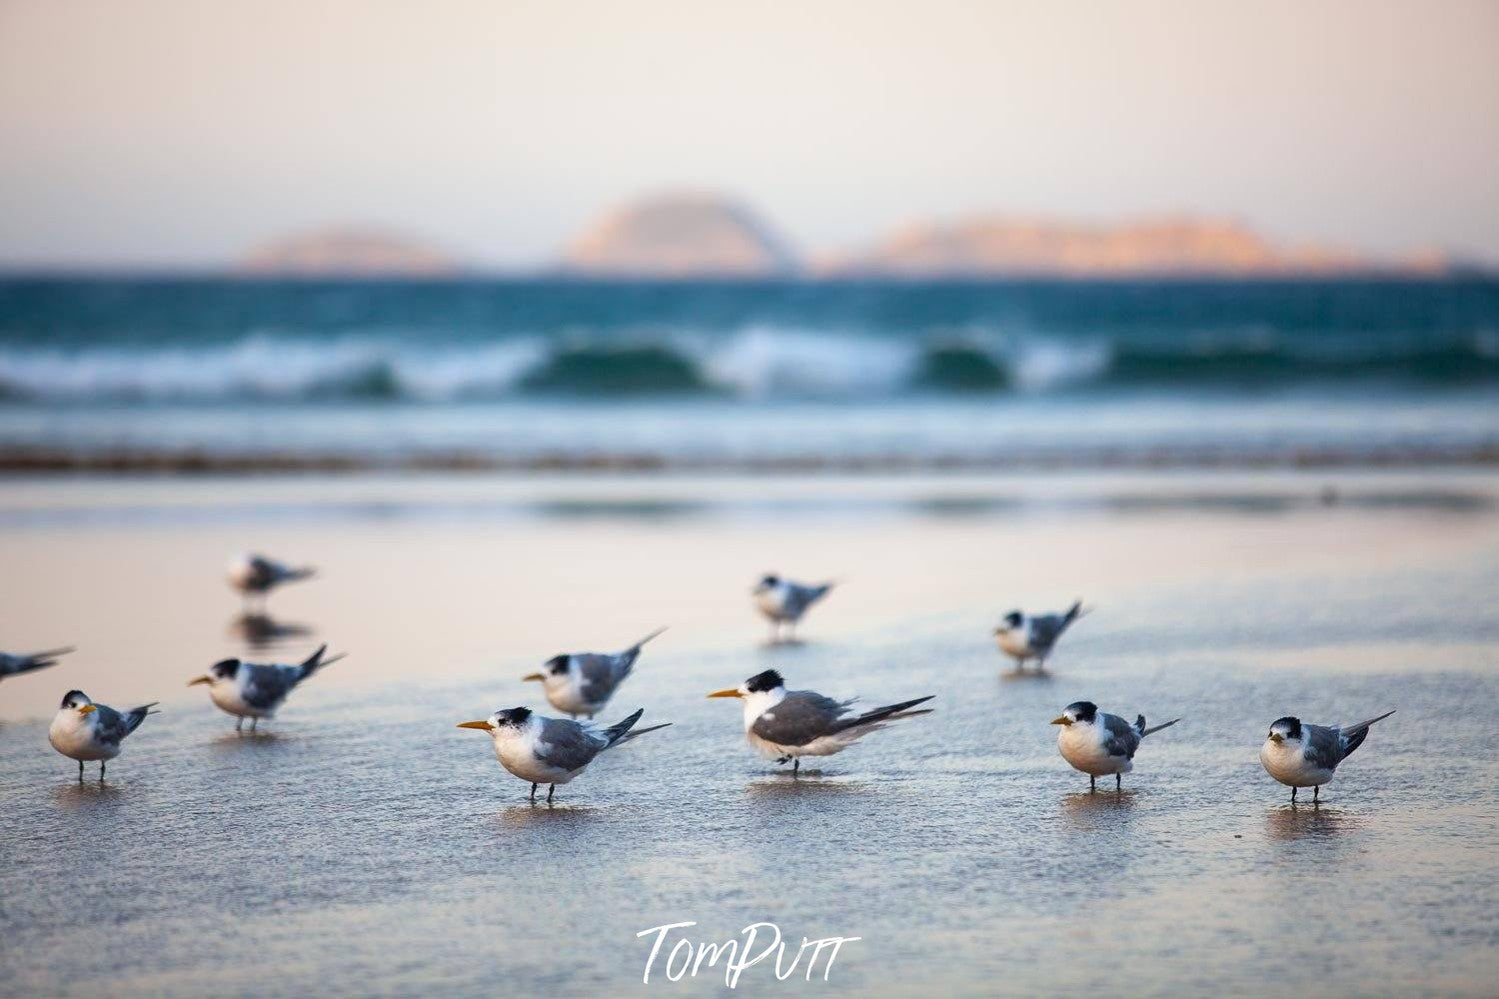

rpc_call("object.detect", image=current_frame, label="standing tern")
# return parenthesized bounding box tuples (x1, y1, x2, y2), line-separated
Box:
(1260, 710, 1395, 804)
(49, 690, 158, 781)
(456, 706, 670, 802)
(228, 553, 316, 611)
(1051, 700, 1179, 791)
(523, 626, 668, 719)
(708, 669, 934, 774)
(0, 646, 73, 682)
(188, 643, 346, 731)
(752, 574, 835, 642)
(994, 601, 1084, 670)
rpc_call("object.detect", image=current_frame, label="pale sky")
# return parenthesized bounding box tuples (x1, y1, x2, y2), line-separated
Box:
(1, 0, 1496, 269)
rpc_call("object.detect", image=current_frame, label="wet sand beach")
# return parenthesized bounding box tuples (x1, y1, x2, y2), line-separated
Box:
(1, 471, 1497, 996)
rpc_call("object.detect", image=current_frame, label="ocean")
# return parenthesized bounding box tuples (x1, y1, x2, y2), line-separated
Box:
(1, 277, 1497, 470)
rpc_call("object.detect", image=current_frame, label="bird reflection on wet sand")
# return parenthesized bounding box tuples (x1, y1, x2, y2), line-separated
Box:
(230, 612, 312, 649)
(1059, 789, 1138, 831)
(51, 782, 125, 809)
(496, 803, 601, 829)
(1265, 805, 1361, 842)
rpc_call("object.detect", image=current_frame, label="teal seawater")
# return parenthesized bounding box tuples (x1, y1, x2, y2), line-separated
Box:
(0, 278, 1496, 466)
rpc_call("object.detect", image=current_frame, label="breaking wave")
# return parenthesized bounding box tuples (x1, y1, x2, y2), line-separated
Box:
(0, 327, 1494, 404)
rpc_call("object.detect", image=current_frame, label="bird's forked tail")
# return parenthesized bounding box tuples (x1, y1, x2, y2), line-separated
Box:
(297, 644, 348, 680)
(1340, 709, 1395, 758)
(627, 626, 669, 653)
(600, 708, 671, 747)
(1137, 715, 1181, 737)
(125, 703, 161, 734)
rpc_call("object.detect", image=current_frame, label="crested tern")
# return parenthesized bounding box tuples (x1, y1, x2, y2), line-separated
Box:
(0, 645, 73, 682)
(456, 706, 670, 802)
(523, 626, 668, 719)
(1051, 700, 1179, 791)
(708, 669, 934, 774)
(752, 574, 835, 642)
(1260, 710, 1395, 804)
(188, 643, 346, 731)
(49, 689, 158, 781)
(228, 552, 316, 610)
(994, 601, 1084, 670)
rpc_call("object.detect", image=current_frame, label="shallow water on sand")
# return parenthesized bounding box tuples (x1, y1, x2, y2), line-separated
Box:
(1, 473, 1497, 996)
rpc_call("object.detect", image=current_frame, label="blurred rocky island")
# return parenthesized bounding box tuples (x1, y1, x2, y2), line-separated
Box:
(237, 227, 462, 277)
(561, 193, 799, 278)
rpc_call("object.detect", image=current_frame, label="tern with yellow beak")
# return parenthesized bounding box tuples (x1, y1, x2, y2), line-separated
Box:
(1260, 710, 1394, 804)
(708, 669, 934, 774)
(457, 706, 670, 802)
(522, 626, 667, 719)
(189, 643, 346, 731)
(49, 690, 159, 781)
(1052, 700, 1179, 792)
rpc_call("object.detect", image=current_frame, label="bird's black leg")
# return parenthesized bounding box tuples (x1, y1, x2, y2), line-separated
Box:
(1313, 785, 1319, 805)
(1115, 773, 1121, 792)
(547, 784, 555, 804)
(78, 759, 84, 782)
(792, 758, 800, 776)
(99, 761, 106, 782)
(250, 717, 258, 732)
(529, 782, 538, 802)
(1291, 786, 1298, 805)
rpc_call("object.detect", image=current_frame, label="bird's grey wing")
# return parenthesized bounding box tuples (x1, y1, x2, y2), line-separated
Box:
(240, 663, 301, 710)
(1302, 724, 1344, 770)
(247, 556, 279, 587)
(574, 654, 623, 702)
(535, 718, 607, 772)
(783, 583, 830, 618)
(751, 690, 850, 747)
(1029, 614, 1068, 649)
(91, 705, 129, 747)
(1100, 714, 1141, 759)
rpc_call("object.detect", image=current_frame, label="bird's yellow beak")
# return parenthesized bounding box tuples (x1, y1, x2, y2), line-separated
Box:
(707, 688, 743, 699)
(78, 704, 96, 715)
(188, 675, 211, 686)
(456, 720, 491, 731)
(521, 673, 545, 682)
(1269, 732, 1283, 743)
(1050, 715, 1071, 725)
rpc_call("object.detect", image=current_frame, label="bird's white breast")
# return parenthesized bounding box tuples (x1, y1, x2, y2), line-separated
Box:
(1057, 723, 1128, 776)
(48, 712, 118, 761)
(996, 628, 1033, 659)
(208, 678, 272, 719)
(543, 674, 593, 716)
(1259, 740, 1334, 787)
(754, 587, 790, 621)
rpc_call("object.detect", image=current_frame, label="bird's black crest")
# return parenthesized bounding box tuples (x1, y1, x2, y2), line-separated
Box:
(759, 574, 780, 587)
(1002, 611, 1023, 627)
(745, 669, 785, 693)
(545, 654, 569, 675)
(211, 658, 241, 679)
(60, 689, 88, 709)
(496, 707, 533, 727)
(1271, 716, 1302, 740)
(1065, 700, 1098, 723)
